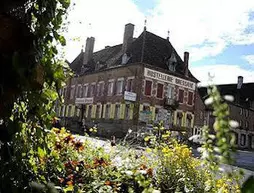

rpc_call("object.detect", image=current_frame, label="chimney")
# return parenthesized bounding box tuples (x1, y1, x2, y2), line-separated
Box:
(237, 76, 243, 89)
(83, 37, 95, 65)
(122, 23, 134, 54)
(184, 52, 189, 77)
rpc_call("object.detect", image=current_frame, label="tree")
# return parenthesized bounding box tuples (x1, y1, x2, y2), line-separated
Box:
(0, 0, 71, 191)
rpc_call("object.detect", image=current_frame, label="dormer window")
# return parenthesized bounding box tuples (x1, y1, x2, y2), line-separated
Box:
(121, 53, 130, 64)
(167, 52, 177, 72)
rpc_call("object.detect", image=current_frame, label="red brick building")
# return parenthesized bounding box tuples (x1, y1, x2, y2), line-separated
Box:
(57, 23, 199, 137)
(194, 77, 254, 149)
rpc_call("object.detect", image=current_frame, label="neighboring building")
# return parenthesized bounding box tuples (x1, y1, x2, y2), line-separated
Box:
(194, 76, 254, 150)
(57, 23, 199, 138)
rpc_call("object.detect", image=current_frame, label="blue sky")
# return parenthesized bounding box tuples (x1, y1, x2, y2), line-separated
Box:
(65, 0, 254, 85)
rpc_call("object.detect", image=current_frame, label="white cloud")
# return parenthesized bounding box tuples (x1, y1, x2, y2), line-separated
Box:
(65, 0, 144, 62)
(242, 55, 254, 65)
(147, 0, 254, 62)
(190, 64, 254, 86)
(64, 0, 254, 65)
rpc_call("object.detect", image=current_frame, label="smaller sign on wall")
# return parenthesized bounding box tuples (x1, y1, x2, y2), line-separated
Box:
(75, 97, 94, 105)
(124, 91, 137, 102)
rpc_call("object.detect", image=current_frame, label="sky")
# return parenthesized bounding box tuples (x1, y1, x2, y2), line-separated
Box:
(64, 0, 254, 85)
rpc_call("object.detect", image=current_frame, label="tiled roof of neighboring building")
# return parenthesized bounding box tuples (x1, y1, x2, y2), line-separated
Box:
(69, 30, 198, 82)
(198, 83, 254, 108)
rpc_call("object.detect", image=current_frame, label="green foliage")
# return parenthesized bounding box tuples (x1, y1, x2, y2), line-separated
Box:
(241, 176, 254, 193)
(0, 0, 72, 192)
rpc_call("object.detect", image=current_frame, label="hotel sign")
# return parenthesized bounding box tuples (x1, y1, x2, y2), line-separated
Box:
(75, 97, 94, 105)
(144, 68, 196, 90)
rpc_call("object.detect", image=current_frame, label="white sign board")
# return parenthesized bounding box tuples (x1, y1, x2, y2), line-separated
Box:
(124, 91, 137, 102)
(75, 97, 94, 104)
(144, 68, 196, 90)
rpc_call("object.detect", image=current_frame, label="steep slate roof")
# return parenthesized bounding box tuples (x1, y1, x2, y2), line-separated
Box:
(69, 30, 198, 82)
(198, 83, 254, 108)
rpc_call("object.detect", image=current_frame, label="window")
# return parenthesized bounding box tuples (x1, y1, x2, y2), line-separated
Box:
(105, 104, 111, 119)
(125, 104, 131, 120)
(245, 121, 249, 129)
(116, 79, 124, 95)
(83, 84, 88, 97)
(156, 83, 164, 99)
(239, 120, 243, 127)
(87, 105, 92, 118)
(89, 84, 95, 97)
(61, 105, 65, 117)
(186, 114, 192, 128)
(115, 104, 121, 119)
(235, 133, 238, 145)
(240, 108, 243, 115)
(96, 105, 101, 118)
(126, 78, 134, 92)
(67, 105, 72, 117)
(178, 89, 184, 103)
(70, 86, 75, 99)
(63, 87, 66, 98)
(97, 82, 104, 96)
(108, 81, 114, 96)
(245, 110, 249, 117)
(187, 91, 194, 105)
(145, 80, 152, 96)
(76, 85, 82, 98)
(100, 83, 104, 96)
(176, 112, 183, 126)
(166, 85, 174, 99)
(240, 134, 246, 146)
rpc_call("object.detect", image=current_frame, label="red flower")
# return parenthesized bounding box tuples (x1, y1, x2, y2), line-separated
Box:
(74, 141, 84, 151)
(59, 178, 64, 184)
(140, 164, 147, 170)
(55, 142, 62, 150)
(64, 135, 74, 143)
(105, 181, 111, 186)
(93, 158, 109, 168)
(146, 168, 153, 176)
(66, 180, 73, 186)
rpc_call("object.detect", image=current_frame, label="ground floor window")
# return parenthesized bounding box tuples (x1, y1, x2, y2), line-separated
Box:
(125, 104, 131, 120)
(240, 134, 246, 146)
(115, 104, 121, 119)
(176, 112, 183, 127)
(186, 114, 192, 128)
(105, 104, 111, 119)
(87, 105, 92, 119)
(96, 105, 101, 119)
(234, 133, 239, 145)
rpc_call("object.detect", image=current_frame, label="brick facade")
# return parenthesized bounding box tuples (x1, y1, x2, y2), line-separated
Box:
(194, 88, 254, 150)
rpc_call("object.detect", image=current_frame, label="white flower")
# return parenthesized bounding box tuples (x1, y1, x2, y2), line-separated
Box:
(204, 97, 213, 105)
(152, 190, 161, 193)
(197, 147, 204, 153)
(138, 170, 147, 175)
(113, 156, 122, 167)
(218, 167, 225, 172)
(201, 150, 209, 159)
(188, 135, 200, 141)
(223, 95, 234, 102)
(125, 171, 133, 176)
(229, 120, 239, 128)
(213, 147, 220, 153)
